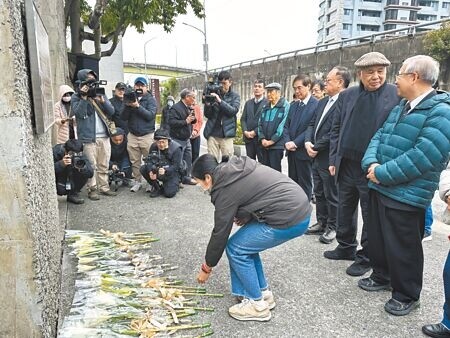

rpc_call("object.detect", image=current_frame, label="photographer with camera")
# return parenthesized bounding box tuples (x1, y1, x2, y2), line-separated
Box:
(140, 129, 183, 198)
(71, 69, 117, 200)
(110, 82, 129, 134)
(121, 77, 157, 192)
(53, 139, 94, 204)
(109, 127, 132, 188)
(168, 88, 198, 185)
(203, 71, 240, 161)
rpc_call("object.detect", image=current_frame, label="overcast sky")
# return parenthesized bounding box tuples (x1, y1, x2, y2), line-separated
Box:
(121, 0, 320, 71)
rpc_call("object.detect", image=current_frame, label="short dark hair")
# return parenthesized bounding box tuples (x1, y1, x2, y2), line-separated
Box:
(191, 154, 220, 180)
(254, 79, 265, 86)
(218, 71, 232, 81)
(312, 80, 325, 91)
(333, 66, 351, 88)
(292, 74, 312, 87)
(64, 139, 83, 153)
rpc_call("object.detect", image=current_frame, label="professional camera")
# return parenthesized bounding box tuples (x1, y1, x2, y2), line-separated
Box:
(108, 167, 130, 191)
(123, 88, 144, 104)
(68, 151, 86, 170)
(80, 78, 107, 98)
(145, 150, 169, 176)
(203, 73, 221, 104)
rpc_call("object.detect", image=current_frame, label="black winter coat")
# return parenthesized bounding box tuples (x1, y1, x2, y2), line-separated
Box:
(168, 101, 193, 141)
(203, 89, 240, 139)
(53, 144, 93, 183)
(121, 92, 157, 136)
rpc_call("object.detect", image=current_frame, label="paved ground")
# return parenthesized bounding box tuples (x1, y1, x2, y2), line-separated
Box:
(57, 156, 450, 338)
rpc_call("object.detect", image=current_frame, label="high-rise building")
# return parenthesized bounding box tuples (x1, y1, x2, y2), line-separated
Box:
(317, 0, 450, 44)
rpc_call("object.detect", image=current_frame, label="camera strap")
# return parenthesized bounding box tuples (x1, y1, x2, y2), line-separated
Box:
(90, 99, 117, 135)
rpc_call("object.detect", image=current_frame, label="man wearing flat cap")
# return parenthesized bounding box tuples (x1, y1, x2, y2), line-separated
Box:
(257, 82, 290, 172)
(324, 52, 400, 277)
(110, 82, 128, 134)
(121, 76, 157, 192)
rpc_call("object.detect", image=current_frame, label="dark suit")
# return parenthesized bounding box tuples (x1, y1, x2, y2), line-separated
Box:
(284, 96, 319, 200)
(241, 97, 268, 161)
(329, 83, 400, 264)
(168, 101, 194, 178)
(305, 96, 338, 230)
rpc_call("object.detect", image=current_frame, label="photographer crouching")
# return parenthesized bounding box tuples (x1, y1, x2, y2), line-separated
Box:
(140, 129, 183, 198)
(53, 139, 93, 204)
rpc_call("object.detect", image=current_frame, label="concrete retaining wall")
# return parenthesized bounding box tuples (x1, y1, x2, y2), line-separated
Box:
(0, 0, 68, 337)
(179, 33, 449, 102)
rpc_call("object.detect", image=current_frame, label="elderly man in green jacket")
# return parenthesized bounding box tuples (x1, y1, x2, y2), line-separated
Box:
(359, 55, 450, 317)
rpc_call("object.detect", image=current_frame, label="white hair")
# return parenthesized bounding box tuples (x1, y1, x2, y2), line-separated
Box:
(402, 55, 440, 85)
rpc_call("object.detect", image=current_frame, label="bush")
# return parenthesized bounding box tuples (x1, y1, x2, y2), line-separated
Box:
(424, 22, 450, 63)
(234, 119, 245, 145)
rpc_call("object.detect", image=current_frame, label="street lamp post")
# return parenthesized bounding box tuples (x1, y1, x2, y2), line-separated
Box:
(183, 1, 208, 80)
(144, 37, 157, 79)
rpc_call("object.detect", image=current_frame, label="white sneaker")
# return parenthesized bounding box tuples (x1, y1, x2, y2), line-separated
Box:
(262, 290, 276, 310)
(422, 232, 432, 242)
(130, 182, 142, 192)
(228, 298, 271, 322)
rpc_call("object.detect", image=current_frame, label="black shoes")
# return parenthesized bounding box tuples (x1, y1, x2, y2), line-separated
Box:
(384, 298, 420, 316)
(182, 177, 197, 185)
(422, 323, 450, 337)
(323, 248, 355, 261)
(319, 228, 336, 244)
(67, 193, 84, 204)
(358, 277, 391, 291)
(346, 261, 371, 276)
(306, 222, 325, 235)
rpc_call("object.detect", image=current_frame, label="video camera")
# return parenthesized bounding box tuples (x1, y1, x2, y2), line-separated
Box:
(80, 79, 107, 98)
(68, 151, 86, 170)
(145, 150, 169, 176)
(203, 73, 222, 104)
(124, 88, 144, 104)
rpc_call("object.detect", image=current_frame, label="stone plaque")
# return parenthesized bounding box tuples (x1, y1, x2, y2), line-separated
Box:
(25, 0, 54, 134)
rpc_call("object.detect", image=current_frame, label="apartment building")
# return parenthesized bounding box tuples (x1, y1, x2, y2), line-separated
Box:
(317, 0, 450, 44)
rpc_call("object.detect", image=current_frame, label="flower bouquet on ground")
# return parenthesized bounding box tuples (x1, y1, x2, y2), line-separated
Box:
(59, 230, 221, 337)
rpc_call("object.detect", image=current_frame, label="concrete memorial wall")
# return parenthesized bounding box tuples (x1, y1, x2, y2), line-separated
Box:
(179, 33, 449, 103)
(0, 0, 68, 336)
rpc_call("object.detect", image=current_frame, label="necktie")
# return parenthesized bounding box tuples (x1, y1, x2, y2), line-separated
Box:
(401, 102, 411, 116)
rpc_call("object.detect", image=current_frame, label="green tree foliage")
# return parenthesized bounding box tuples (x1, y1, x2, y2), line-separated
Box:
(65, 0, 203, 59)
(160, 77, 179, 107)
(424, 22, 450, 63)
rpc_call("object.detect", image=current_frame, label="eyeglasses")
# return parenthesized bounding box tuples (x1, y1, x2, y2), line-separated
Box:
(396, 72, 415, 79)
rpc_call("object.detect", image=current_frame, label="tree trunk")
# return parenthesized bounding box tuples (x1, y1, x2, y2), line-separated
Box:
(69, 0, 82, 54)
(94, 25, 101, 59)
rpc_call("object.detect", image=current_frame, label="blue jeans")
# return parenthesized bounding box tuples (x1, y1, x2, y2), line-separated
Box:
(443, 250, 450, 328)
(425, 204, 433, 235)
(225, 216, 311, 300)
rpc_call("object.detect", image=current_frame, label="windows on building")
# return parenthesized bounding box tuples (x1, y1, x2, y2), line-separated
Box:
(357, 24, 380, 31)
(385, 9, 398, 19)
(443, 2, 450, 8)
(358, 10, 382, 17)
(343, 23, 352, 30)
(417, 14, 438, 20)
(344, 8, 353, 15)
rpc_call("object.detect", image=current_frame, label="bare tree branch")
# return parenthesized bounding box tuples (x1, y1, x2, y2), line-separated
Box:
(101, 26, 127, 57)
(88, 0, 108, 30)
(64, 0, 74, 26)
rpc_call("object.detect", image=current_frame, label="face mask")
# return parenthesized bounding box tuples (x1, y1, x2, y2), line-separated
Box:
(62, 96, 71, 103)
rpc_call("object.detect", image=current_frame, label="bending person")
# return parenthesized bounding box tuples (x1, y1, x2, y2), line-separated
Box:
(193, 154, 312, 322)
